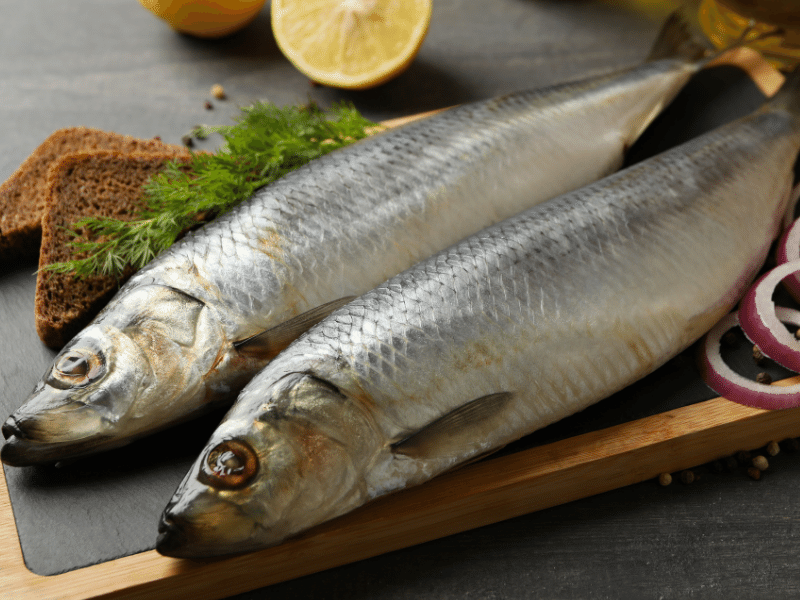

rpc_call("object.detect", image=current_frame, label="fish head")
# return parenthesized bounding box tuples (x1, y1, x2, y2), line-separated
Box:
(1, 323, 154, 465)
(157, 371, 377, 558)
(1, 285, 228, 466)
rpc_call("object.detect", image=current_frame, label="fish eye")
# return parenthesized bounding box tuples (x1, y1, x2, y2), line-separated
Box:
(199, 439, 258, 490)
(47, 349, 105, 389)
(58, 352, 88, 376)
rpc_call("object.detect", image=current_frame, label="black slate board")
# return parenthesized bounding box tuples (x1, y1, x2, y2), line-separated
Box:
(1, 63, 792, 577)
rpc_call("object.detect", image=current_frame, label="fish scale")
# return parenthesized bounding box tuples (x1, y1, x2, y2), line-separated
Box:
(155, 88, 800, 557)
(143, 61, 696, 336)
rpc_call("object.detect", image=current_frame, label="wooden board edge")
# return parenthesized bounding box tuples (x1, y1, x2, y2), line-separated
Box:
(707, 46, 785, 97)
(2, 389, 800, 600)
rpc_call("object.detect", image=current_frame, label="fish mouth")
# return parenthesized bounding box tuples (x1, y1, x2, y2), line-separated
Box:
(1, 416, 23, 442)
(156, 511, 257, 559)
(0, 415, 115, 467)
(156, 513, 191, 557)
(157, 496, 272, 559)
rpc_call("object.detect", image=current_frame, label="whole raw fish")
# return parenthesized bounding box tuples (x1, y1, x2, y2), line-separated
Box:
(2, 13, 714, 465)
(156, 73, 800, 558)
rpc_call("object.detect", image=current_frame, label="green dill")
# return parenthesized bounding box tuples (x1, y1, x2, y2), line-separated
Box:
(44, 101, 378, 279)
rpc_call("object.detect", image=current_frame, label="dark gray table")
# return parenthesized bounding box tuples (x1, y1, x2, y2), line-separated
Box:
(3, 1, 800, 598)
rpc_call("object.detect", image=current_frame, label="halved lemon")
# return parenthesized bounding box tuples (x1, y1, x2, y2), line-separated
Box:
(138, 0, 267, 39)
(271, 0, 433, 90)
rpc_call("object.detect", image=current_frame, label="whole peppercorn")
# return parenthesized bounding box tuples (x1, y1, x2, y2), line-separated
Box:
(752, 345, 766, 365)
(756, 372, 773, 385)
(752, 455, 769, 471)
(747, 467, 762, 480)
(680, 470, 695, 484)
(766, 441, 780, 456)
(658, 473, 672, 486)
(211, 84, 226, 99)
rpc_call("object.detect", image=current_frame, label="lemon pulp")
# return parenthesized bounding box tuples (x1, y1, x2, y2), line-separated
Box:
(271, 0, 432, 89)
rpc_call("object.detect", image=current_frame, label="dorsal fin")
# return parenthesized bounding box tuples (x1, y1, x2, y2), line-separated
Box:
(391, 392, 514, 460)
(234, 296, 356, 359)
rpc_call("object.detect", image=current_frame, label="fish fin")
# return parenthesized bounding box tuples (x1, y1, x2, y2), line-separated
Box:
(453, 444, 508, 470)
(235, 296, 356, 359)
(646, 7, 712, 64)
(391, 392, 513, 460)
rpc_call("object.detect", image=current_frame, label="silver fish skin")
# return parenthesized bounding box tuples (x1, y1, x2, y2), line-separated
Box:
(156, 76, 800, 558)
(1, 14, 709, 466)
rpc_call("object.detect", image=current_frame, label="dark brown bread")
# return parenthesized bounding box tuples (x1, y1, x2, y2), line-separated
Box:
(0, 127, 186, 261)
(35, 150, 192, 348)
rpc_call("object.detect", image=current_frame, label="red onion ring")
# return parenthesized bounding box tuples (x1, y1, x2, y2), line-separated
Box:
(738, 259, 800, 372)
(776, 218, 800, 301)
(700, 308, 800, 410)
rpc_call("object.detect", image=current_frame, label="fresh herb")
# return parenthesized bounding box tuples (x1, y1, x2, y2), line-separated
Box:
(44, 101, 378, 278)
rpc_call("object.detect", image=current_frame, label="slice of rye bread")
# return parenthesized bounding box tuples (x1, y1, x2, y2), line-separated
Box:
(0, 127, 188, 261)
(35, 150, 193, 349)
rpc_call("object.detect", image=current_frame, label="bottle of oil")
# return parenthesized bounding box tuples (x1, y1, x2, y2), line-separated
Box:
(698, 0, 800, 70)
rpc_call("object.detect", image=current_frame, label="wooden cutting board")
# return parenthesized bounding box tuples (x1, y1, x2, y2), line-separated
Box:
(0, 48, 796, 600)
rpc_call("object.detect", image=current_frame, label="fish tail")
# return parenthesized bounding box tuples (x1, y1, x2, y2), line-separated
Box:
(646, 7, 713, 64)
(647, 4, 782, 65)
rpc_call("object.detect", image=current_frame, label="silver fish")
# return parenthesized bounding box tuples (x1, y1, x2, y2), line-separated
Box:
(2, 13, 713, 466)
(156, 73, 800, 558)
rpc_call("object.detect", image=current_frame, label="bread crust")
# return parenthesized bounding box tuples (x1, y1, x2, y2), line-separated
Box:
(35, 149, 191, 348)
(0, 127, 186, 260)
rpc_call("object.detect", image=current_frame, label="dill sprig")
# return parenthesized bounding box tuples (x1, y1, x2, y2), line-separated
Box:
(44, 101, 378, 278)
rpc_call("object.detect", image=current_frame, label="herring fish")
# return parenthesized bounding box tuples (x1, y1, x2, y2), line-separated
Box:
(156, 72, 800, 558)
(2, 13, 713, 466)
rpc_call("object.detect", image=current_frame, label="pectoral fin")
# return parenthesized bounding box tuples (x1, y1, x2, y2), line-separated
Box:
(391, 392, 514, 460)
(234, 296, 356, 359)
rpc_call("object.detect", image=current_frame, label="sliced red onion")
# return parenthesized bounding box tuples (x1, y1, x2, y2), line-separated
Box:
(700, 308, 800, 410)
(777, 217, 800, 302)
(738, 258, 800, 372)
(776, 217, 800, 266)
